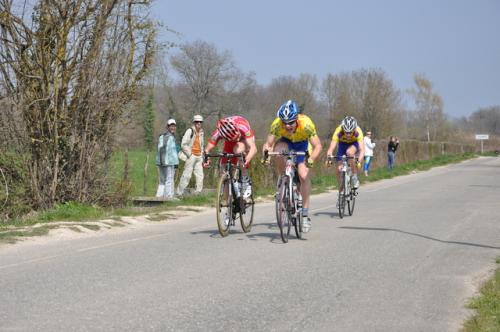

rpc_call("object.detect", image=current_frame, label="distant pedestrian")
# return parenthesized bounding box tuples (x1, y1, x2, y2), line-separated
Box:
(363, 131, 376, 176)
(387, 136, 399, 170)
(177, 115, 205, 196)
(156, 119, 179, 199)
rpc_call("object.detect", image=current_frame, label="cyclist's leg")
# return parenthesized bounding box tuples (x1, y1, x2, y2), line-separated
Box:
(233, 141, 252, 199)
(273, 138, 290, 175)
(336, 143, 349, 189)
(220, 141, 238, 202)
(346, 143, 360, 188)
(346, 143, 358, 173)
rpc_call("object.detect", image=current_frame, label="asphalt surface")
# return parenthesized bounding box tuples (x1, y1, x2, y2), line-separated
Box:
(1, 157, 499, 331)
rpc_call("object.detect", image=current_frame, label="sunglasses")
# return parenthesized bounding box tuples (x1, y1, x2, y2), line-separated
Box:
(283, 121, 296, 126)
(194, 121, 203, 124)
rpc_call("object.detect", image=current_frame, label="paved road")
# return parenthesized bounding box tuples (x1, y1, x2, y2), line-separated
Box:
(1, 157, 499, 331)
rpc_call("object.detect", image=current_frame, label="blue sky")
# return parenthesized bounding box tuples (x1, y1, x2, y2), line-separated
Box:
(152, 0, 500, 118)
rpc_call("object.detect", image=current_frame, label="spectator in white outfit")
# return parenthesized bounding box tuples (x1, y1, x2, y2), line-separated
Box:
(363, 131, 376, 176)
(156, 119, 179, 199)
(177, 115, 205, 196)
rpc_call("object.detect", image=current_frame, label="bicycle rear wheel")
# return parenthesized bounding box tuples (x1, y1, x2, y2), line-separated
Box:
(338, 172, 347, 219)
(216, 175, 231, 237)
(239, 194, 254, 233)
(276, 176, 291, 243)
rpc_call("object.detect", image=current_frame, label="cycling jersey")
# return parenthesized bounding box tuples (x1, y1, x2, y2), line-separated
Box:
(270, 114, 317, 143)
(331, 125, 364, 143)
(208, 116, 254, 145)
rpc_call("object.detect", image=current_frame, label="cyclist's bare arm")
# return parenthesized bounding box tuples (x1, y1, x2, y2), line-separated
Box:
(357, 138, 365, 162)
(204, 141, 217, 155)
(308, 135, 322, 163)
(262, 134, 276, 153)
(243, 136, 258, 166)
(326, 139, 338, 159)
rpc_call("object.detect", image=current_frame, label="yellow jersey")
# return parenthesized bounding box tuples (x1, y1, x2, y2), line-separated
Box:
(331, 125, 364, 143)
(270, 114, 317, 143)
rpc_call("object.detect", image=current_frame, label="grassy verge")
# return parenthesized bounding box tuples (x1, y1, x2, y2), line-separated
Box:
(462, 258, 500, 331)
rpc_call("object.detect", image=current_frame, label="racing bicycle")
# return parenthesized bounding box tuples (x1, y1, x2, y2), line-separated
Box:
(328, 155, 358, 219)
(204, 152, 254, 237)
(263, 150, 306, 243)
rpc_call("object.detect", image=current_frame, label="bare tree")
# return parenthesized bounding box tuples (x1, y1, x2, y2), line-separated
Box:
(468, 106, 500, 135)
(408, 74, 444, 142)
(320, 73, 338, 128)
(0, 0, 156, 208)
(170, 40, 239, 119)
(319, 69, 403, 138)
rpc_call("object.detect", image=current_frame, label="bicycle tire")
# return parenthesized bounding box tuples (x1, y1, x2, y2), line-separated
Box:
(347, 187, 356, 216)
(239, 194, 254, 233)
(338, 171, 347, 219)
(293, 188, 303, 239)
(277, 175, 291, 243)
(216, 175, 231, 237)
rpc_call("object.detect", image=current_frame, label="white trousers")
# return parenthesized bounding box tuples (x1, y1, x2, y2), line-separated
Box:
(156, 165, 176, 198)
(177, 155, 204, 195)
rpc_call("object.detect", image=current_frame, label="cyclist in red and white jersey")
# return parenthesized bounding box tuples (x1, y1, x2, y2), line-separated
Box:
(203, 115, 258, 199)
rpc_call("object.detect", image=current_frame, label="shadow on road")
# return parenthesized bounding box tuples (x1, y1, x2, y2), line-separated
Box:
(340, 226, 500, 250)
(313, 211, 341, 219)
(190, 222, 292, 243)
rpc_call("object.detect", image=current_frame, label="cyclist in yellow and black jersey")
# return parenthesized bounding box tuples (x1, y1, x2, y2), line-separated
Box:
(326, 116, 365, 189)
(262, 100, 322, 233)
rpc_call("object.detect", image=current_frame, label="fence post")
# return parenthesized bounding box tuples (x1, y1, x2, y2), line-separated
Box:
(143, 151, 150, 195)
(123, 148, 129, 182)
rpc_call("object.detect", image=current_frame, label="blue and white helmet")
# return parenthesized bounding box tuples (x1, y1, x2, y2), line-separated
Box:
(277, 100, 299, 123)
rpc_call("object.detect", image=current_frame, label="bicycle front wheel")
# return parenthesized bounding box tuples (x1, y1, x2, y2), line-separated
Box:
(239, 194, 254, 233)
(293, 189, 303, 239)
(276, 176, 291, 243)
(347, 187, 356, 216)
(216, 175, 231, 237)
(338, 172, 347, 219)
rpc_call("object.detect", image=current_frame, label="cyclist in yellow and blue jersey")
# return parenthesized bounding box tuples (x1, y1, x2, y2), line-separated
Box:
(262, 100, 322, 233)
(326, 116, 365, 189)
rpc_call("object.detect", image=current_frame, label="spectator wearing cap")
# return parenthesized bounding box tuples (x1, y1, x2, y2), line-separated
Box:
(177, 114, 205, 195)
(155, 118, 179, 199)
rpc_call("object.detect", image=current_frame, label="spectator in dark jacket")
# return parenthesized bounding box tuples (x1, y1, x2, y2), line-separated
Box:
(387, 136, 399, 170)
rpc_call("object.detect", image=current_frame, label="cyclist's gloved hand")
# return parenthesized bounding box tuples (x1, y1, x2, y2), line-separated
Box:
(261, 150, 270, 165)
(243, 160, 250, 169)
(356, 161, 362, 169)
(306, 159, 314, 168)
(326, 155, 334, 166)
(202, 158, 211, 168)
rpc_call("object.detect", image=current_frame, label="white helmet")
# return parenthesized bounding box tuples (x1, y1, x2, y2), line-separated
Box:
(193, 114, 203, 122)
(341, 116, 357, 132)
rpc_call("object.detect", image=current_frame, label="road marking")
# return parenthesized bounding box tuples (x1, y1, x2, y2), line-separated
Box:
(0, 254, 64, 270)
(76, 233, 170, 252)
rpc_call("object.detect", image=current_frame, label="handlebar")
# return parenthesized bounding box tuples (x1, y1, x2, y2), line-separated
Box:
(204, 152, 246, 164)
(262, 150, 309, 164)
